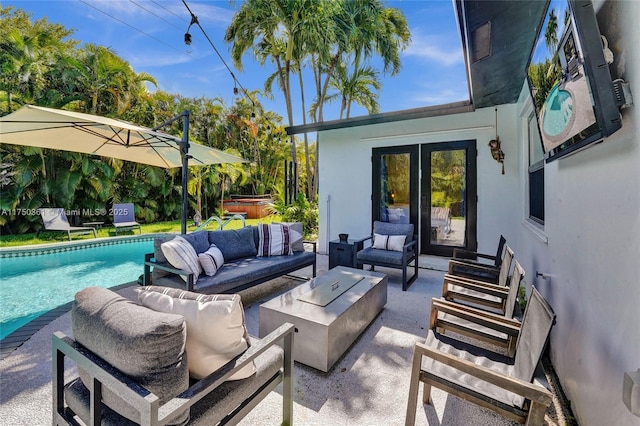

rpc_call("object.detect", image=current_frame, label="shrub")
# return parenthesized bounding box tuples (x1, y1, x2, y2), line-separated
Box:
(269, 193, 318, 238)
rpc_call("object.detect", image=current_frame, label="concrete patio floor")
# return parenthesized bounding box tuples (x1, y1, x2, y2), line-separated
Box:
(0, 254, 569, 425)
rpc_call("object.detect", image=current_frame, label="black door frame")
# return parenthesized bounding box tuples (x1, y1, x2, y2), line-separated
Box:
(420, 140, 477, 256)
(371, 145, 419, 228)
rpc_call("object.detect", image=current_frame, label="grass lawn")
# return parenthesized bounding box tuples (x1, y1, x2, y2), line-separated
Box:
(0, 215, 283, 248)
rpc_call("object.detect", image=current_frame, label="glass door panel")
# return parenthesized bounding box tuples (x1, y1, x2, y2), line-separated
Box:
(430, 149, 466, 246)
(380, 153, 410, 223)
(372, 145, 418, 227)
(421, 141, 476, 256)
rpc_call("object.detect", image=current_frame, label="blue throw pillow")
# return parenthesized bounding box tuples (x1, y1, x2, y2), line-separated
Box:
(208, 227, 258, 261)
(181, 231, 210, 254)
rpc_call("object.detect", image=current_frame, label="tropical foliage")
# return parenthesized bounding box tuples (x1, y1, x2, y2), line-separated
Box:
(269, 192, 319, 237)
(0, 6, 295, 235)
(430, 149, 465, 215)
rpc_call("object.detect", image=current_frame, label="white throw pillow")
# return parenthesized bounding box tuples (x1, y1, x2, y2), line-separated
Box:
(161, 236, 201, 282)
(137, 287, 256, 381)
(198, 244, 224, 276)
(257, 223, 294, 257)
(372, 233, 406, 252)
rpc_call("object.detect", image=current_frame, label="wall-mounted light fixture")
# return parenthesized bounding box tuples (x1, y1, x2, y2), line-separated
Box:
(488, 107, 505, 174)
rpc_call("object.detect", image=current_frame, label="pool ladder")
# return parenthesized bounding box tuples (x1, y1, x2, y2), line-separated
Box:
(194, 214, 246, 232)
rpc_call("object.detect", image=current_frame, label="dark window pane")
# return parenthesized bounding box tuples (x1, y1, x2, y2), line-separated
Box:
(529, 167, 544, 223)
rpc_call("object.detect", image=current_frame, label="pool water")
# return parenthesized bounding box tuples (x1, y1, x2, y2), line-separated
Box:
(543, 83, 573, 137)
(0, 240, 153, 340)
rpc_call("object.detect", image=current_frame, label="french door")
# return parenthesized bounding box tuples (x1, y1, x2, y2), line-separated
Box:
(420, 141, 477, 256)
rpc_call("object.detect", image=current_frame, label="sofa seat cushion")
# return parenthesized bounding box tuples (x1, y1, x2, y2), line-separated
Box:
(71, 286, 189, 425)
(187, 336, 284, 425)
(194, 251, 316, 293)
(357, 247, 407, 266)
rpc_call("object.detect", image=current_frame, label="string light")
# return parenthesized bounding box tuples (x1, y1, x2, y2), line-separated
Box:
(181, 0, 256, 113)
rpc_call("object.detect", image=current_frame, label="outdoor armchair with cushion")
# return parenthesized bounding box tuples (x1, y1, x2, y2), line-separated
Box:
(112, 203, 141, 235)
(434, 260, 525, 357)
(405, 286, 555, 425)
(450, 235, 506, 281)
(442, 245, 515, 313)
(53, 286, 295, 426)
(38, 208, 97, 241)
(355, 221, 418, 291)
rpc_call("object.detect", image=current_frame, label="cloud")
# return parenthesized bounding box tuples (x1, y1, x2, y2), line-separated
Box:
(411, 87, 470, 106)
(127, 51, 195, 68)
(404, 29, 463, 67)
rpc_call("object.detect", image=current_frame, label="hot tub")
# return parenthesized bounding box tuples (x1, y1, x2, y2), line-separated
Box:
(222, 197, 273, 219)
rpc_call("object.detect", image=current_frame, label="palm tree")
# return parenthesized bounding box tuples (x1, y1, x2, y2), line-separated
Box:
(322, 62, 381, 119)
(544, 9, 559, 55)
(313, 0, 410, 123)
(226, 0, 334, 199)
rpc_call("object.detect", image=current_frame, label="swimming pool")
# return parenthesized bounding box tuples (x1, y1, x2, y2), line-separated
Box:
(0, 238, 155, 340)
(542, 83, 574, 137)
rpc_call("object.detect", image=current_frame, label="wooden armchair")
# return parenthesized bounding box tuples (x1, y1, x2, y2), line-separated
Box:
(442, 245, 515, 313)
(406, 286, 555, 425)
(450, 235, 506, 281)
(435, 260, 525, 357)
(355, 221, 418, 291)
(53, 287, 295, 426)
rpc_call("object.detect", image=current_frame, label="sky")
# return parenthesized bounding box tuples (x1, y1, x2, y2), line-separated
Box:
(3, 0, 469, 125)
(530, 0, 570, 66)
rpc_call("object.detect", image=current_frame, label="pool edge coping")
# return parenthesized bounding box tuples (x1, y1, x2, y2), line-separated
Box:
(0, 233, 174, 257)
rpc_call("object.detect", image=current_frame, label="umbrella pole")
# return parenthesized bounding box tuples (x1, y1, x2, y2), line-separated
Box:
(181, 110, 190, 235)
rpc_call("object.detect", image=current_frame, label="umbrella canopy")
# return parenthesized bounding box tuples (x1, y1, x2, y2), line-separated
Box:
(0, 105, 244, 168)
(0, 105, 246, 234)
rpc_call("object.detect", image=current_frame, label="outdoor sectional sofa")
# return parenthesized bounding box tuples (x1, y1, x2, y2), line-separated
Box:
(143, 223, 316, 294)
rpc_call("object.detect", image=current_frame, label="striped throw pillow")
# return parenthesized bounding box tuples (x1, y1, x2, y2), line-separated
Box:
(137, 286, 255, 381)
(372, 233, 406, 252)
(257, 224, 293, 257)
(161, 236, 201, 282)
(198, 244, 224, 276)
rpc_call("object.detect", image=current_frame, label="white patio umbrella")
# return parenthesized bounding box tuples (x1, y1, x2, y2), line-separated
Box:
(0, 104, 246, 233)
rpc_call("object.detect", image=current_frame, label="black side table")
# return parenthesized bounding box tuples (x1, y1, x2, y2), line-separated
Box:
(329, 239, 364, 269)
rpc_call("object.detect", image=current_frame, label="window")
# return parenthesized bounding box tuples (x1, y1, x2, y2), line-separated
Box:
(528, 113, 544, 224)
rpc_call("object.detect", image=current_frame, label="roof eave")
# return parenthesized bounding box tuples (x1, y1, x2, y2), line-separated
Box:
(286, 100, 473, 135)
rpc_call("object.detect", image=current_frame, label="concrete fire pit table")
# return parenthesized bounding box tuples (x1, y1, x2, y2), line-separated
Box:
(259, 266, 387, 372)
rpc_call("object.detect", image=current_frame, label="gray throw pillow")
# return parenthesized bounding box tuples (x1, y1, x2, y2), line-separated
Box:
(208, 226, 258, 261)
(181, 230, 210, 254)
(275, 222, 305, 252)
(72, 287, 189, 425)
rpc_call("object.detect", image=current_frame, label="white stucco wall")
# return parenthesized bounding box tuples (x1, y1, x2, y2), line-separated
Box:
(513, 1, 640, 424)
(317, 105, 520, 255)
